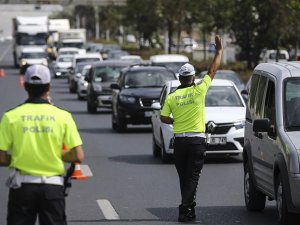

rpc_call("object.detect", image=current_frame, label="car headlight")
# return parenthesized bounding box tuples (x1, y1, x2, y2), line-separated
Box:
(119, 95, 135, 103)
(42, 59, 48, 66)
(21, 60, 27, 65)
(80, 80, 88, 87)
(234, 120, 245, 129)
(94, 85, 102, 92)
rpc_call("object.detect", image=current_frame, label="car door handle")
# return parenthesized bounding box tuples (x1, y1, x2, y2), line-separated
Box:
(254, 132, 263, 139)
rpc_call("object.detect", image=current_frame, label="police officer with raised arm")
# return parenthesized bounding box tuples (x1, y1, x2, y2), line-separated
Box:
(0, 64, 84, 225)
(160, 35, 223, 222)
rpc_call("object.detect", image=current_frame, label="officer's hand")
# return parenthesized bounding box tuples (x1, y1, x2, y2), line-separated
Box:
(215, 35, 222, 52)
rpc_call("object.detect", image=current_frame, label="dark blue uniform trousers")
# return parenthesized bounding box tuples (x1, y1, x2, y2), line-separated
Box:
(174, 137, 206, 207)
(7, 183, 67, 225)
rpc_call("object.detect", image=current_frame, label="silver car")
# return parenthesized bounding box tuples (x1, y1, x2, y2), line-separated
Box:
(243, 61, 300, 224)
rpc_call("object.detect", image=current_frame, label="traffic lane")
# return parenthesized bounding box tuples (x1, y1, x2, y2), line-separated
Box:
(0, 77, 279, 225)
(51, 81, 278, 225)
(0, 49, 278, 225)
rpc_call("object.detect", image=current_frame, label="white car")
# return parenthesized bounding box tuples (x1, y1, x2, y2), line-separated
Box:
(77, 64, 91, 100)
(19, 46, 48, 67)
(151, 79, 246, 162)
(57, 47, 82, 56)
(150, 54, 189, 75)
(53, 54, 73, 78)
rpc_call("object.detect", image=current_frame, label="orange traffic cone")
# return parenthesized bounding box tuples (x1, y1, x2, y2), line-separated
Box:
(71, 163, 87, 180)
(0, 69, 6, 77)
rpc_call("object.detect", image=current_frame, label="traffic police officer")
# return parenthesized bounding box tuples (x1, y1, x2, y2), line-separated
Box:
(0, 64, 84, 225)
(160, 35, 222, 222)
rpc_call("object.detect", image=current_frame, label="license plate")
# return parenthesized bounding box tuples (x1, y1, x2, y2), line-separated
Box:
(144, 111, 152, 117)
(209, 137, 226, 145)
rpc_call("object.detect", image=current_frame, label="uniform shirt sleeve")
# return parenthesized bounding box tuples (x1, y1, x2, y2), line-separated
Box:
(195, 75, 212, 94)
(160, 96, 171, 117)
(63, 113, 83, 149)
(0, 114, 12, 151)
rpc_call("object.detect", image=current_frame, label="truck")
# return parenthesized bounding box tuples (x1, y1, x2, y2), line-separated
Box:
(12, 16, 49, 67)
(58, 29, 86, 50)
(48, 19, 70, 59)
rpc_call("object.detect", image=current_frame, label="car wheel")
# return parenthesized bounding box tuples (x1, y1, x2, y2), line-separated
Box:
(244, 161, 266, 211)
(69, 81, 76, 93)
(77, 93, 84, 100)
(87, 99, 97, 113)
(116, 115, 126, 133)
(152, 132, 161, 157)
(112, 109, 117, 130)
(160, 131, 172, 163)
(276, 172, 293, 225)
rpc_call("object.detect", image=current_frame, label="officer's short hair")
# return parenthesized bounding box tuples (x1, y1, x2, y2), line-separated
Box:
(24, 83, 50, 98)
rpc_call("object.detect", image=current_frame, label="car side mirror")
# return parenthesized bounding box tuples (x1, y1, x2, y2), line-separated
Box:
(151, 102, 161, 110)
(253, 119, 270, 132)
(241, 89, 248, 96)
(110, 83, 120, 89)
(76, 73, 81, 78)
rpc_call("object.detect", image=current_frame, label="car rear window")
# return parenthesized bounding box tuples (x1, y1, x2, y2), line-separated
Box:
(124, 70, 176, 88)
(205, 86, 244, 107)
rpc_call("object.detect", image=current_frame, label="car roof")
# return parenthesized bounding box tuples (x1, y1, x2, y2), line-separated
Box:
(21, 47, 45, 53)
(91, 60, 133, 67)
(73, 53, 101, 59)
(57, 54, 73, 58)
(59, 47, 79, 51)
(150, 54, 189, 63)
(120, 55, 142, 60)
(124, 65, 175, 72)
(167, 78, 235, 88)
(254, 61, 300, 80)
(200, 69, 237, 75)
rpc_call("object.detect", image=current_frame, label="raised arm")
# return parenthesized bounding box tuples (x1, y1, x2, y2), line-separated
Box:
(207, 35, 223, 80)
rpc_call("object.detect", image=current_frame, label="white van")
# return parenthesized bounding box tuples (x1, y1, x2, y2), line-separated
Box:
(259, 49, 289, 63)
(149, 54, 189, 74)
(244, 61, 300, 224)
(72, 53, 103, 70)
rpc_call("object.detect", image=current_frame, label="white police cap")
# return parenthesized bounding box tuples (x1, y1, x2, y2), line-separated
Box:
(178, 63, 195, 76)
(25, 64, 51, 84)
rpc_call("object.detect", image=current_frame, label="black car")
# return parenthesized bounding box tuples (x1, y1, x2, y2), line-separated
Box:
(111, 65, 177, 132)
(85, 60, 134, 113)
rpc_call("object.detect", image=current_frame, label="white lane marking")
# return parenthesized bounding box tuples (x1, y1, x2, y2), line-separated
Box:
(0, 43, 12, 62)
(80, 164, 93, 177)
(97, 199, 120, 220)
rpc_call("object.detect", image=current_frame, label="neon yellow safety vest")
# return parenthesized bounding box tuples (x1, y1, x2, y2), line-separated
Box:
(0, 99, 82, 176)
(161, 75, 211, 134)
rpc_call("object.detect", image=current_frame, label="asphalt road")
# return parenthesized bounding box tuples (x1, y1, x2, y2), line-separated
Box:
(0, 40, 277, 225)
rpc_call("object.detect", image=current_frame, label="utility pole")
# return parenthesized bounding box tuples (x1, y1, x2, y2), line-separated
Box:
(94, 5, 100, 40)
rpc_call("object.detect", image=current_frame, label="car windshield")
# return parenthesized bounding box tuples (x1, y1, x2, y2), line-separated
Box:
(92, 66, 123, 82)
(124, 70, 175, 88)
(76, 58, 100, 64)
(75, 64, 89, 74)
(62, 42, 83, 48)
(17, 33, 47, 45)
(58, 56, 73, 62)
(153, 62, 186, 73)
(285, 78, 300, 130)
(205, 86, 244, 107)
(21, 52, 47, 58)
(269, 52, 287, 60)
(59, 51, 78, 55)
